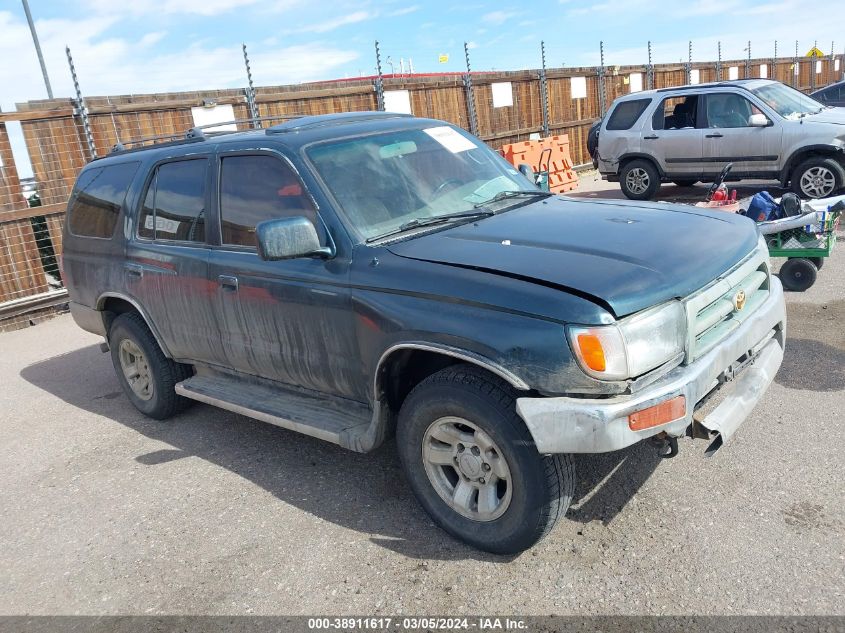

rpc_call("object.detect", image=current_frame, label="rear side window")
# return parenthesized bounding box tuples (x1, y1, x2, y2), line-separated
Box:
(138, 159, 207, 243)
(652, 95, 700, 130)
(219, 155, 318, 247)
(605, 99, 651, 130)
(68, 162, 139, 238)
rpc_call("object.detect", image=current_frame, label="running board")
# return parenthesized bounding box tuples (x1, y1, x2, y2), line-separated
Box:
(175, 374, 374, 451)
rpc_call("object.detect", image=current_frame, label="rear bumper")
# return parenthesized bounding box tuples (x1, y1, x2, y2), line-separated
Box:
(515, 277, 786, 455)
(69, 301, 107, 337)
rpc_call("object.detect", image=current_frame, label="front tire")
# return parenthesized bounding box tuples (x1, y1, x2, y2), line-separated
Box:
(791, 157, 843, 199)
(620, 159, 660, 200)
(779, 258, 818, 292)
(109, 313, 193, 419)
(396, 365, 574, 555)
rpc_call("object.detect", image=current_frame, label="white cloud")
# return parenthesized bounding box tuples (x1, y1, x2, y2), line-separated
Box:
(481, 10, 517, 25)
(0, 10, 358, 112)
(295, 11, 375, 34)
(466, 41, 478, 50)
(389, 5, 419, 17)
(81, 0, 271, 17)
(139, 31, 167, 47)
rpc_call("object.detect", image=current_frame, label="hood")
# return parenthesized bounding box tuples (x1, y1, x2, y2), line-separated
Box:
(802, 107, 845, 125)
(387, 197, 759, 317)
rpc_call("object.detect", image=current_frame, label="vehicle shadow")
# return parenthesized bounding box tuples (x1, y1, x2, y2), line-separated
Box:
(20, 344, 661, 561)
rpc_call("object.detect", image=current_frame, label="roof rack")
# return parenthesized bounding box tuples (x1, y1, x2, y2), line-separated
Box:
(107, 114, 305, 156)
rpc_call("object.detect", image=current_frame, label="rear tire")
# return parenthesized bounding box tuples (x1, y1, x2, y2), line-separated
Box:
(620, 159, 660, 200)
(672, 179, 698, 187)
(779, 258, 818, 292)
(791, 157, 844, 199)
(109, 313, 193, 419)
(396, 364, 574, 555)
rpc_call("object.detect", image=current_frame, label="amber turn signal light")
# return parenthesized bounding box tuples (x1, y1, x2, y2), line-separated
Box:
(576, 333, 606, 372)
(628, 396, 686, 431)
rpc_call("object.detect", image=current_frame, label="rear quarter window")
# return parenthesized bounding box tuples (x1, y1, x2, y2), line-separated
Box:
(605, 99, 651, 130)
(68, 162, 140, 238)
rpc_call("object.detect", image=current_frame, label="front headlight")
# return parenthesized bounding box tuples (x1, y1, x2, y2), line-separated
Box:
(567, 301, 686, 380)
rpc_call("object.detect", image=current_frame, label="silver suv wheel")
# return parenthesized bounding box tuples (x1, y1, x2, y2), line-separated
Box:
(625, 168, 651, 195)
(422, 416, 512, 522)
(800, 166, 836, 198)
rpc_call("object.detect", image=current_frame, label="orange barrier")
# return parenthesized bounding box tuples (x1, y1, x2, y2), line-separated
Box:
(500, 135, 579, 193)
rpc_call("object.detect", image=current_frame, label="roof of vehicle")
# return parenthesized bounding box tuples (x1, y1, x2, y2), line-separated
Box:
(811, 79, 845, 94)
(90, 111, 429, 167)
(612, 78, 776, 102)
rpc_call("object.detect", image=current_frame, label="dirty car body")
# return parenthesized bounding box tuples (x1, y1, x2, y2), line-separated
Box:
(62, 112, 786, 554)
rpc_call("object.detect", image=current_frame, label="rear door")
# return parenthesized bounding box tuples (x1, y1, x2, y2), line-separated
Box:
(126, 156, 218, 363)
(647, 94, 706, 178)
(701, 91, 782, 178)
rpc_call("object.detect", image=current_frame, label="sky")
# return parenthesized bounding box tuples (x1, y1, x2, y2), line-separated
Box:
(1, 0, 844, 175)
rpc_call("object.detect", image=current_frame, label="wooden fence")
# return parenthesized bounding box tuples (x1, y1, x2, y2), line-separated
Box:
(0, 52, 842, 322)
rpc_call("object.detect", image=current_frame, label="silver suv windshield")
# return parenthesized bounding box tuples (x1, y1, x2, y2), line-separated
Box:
(306, 126, 535, 241)
(750, 82, 825, 119)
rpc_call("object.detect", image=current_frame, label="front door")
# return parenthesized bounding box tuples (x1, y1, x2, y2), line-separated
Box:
(647, 94, 707, 178)
(701, 92, 783, 178)
(206, 151, 363, 400)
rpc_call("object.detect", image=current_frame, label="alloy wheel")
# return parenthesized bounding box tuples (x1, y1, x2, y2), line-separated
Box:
(421, 416, 512, 522)
(625, 168, 650, 195)
(118, 339, 154, 401)
(800, 166, 836, 198)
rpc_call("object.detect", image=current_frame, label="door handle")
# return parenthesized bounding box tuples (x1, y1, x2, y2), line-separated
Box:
(643, 135, 659, 140)
(125, 263, 144, 278)
(705, 133, 723, 138)
(218, 275, 239, 291)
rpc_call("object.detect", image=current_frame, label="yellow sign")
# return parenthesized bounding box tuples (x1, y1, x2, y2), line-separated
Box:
(438, 54, 449, 63)
(806, 47, 825, 58)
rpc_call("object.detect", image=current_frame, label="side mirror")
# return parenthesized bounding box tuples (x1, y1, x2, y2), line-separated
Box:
(748, 113, 770, 127)
(255, 216, 332, 261)
(517, 163, 534, 181)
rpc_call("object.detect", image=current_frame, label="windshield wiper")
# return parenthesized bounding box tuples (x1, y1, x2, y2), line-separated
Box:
(473, 190, 553, 208)
(366, 210, 495, 243)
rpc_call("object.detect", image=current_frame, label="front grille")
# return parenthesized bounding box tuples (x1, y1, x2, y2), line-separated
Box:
(684, 249, 770, 362)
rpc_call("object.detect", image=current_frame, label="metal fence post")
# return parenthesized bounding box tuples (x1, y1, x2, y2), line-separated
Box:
(374, 41, 385, 111)
(463, 42, 479, 136)
(242, 43, 261, 127)
(598, 41, 607, 117)
(746, 40, 751, 78)
(685, 41, 692, 85)
(773, 40, 777, 81)
(65, 45, 96, 160)
(539, 41, 550, 137)
(716, 41, 722, 81)
(646, 41, 654, 90)
(811, 40, 817, 91)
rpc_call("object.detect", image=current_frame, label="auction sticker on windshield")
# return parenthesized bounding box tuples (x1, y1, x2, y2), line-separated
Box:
(424, 126, 476, 153)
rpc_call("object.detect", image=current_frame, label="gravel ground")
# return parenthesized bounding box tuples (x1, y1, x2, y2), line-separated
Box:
(1, 186, 844, 616)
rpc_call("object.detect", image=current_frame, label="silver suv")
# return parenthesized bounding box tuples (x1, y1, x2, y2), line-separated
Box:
(594, 79, 845, 200)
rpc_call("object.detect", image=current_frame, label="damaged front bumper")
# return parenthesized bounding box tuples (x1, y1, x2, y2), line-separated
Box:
(515, 276, 786, 456)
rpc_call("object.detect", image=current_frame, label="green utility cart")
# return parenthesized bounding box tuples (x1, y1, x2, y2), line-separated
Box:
(765, 209, 841, 292)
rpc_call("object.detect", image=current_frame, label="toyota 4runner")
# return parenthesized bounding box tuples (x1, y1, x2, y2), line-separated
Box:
(63, 112, 786, 554)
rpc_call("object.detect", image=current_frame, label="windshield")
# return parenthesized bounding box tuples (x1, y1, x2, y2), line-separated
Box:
(750, 82, 825, 119)
(306, 125, 533, 240)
